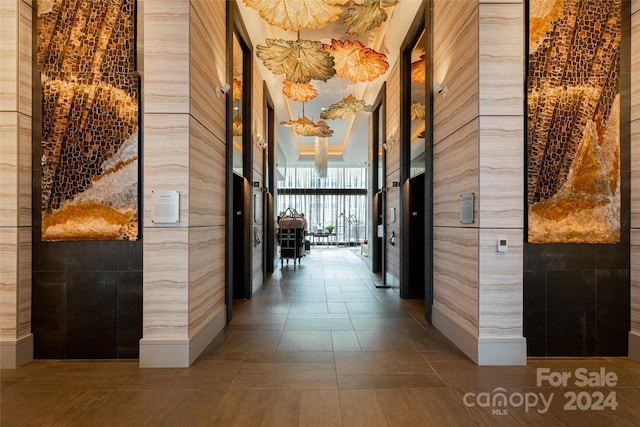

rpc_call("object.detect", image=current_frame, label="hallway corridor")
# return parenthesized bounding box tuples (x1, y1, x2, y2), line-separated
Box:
(2, 248, 640, 426)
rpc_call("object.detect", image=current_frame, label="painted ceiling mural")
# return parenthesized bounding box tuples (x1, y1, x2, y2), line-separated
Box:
(527, 0, 621, 243)
(37, 0, 138, 241)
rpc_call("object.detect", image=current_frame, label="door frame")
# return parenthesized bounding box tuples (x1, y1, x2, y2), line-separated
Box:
(225, 1, 254, 321)
(371, 83, 386, 283)
(399, 1, 434, 320)
(263, 82, 276, 274)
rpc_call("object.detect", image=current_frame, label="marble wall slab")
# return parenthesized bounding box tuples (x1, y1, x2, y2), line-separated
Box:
(189, 117, 225, 227)
(189, 1, 225, 138)
(0, 113, 30, 225)
(632, 8, 640, 123)
(0, 227, 30, 340)
(433, 227, 479, 336)
(479, 229, 523, 336)
(143, 227, 189, 338)
(0, 112, 18, 227)
(478, 116, 524, 229)
(143, 114, 190, 228)
(385, 184, 401, 284)
(0, 0, 17, 111)
(433, 119, 479, 227)
(479, 3, 524, 116)
(385, 63, 400, 177)
(142, 0, 189, 113)
(633, 119, 640, 228)
(189, 226, 225, 336)
(633, 9, 640, 230)
(632, 230, 640, 334)
(17, 228, 30, 338)
(18, 0, 31, 116)
(631, 11, 638, 348)
(433, 0, 479, 144)
(385, 62, 400, 284)
(0, 228, 18, 339)
(18, 113, 30, 227)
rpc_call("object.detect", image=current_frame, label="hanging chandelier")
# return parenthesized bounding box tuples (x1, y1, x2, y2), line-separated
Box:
(315, 136, 328, 178)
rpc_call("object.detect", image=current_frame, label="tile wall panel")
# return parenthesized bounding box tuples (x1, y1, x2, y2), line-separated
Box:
(633, 1, 640, 339)
(479, 3, 524, 116)
(189, 117, 225, 227)
(385, 62, 400, 284)
(633, 11, 640, 123)
(189, 226, 225, 336)
(0, 112, 18, 227)
(633, 119, 640, 228)
(17, 227, 31, 338)
(0, 0, 17, 111)
(18, 113, 30, 227)
(433, 119, 479, 227)
(18, 0, 31, 116)
(142, 0, 189, 113)
(189, 2, 219, 135)
(386, 184, 401, 285)
(632, 230, 640, 334)
(143, 227, 189, 338)
(0, 228, 17, 339)
(633, 8, 640, 230)
(143, 114, 190, 228)
(189, 2, 225, 138)
(385, 63, 400, 177)
(433, 227, 479, 336)
(479, 229, 523, 336)
(252, 58, 266, 293)
(478, 116, 524, 229)
(433, 0, 479, 144)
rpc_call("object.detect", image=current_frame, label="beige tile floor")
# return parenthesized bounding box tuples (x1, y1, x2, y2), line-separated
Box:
(2, 248, 639, 426)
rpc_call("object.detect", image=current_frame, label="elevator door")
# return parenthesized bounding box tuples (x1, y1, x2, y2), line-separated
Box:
(233, 173, 250, 299)
(407, 173, 425, 298)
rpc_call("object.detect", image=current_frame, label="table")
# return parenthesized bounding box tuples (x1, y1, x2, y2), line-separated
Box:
(310, 232, 334, 246)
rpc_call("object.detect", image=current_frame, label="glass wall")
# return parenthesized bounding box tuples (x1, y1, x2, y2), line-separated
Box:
(277, 167, 368, 243)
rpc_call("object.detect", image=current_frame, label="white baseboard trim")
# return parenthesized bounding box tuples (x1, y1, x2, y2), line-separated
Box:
(252, 275, 263, 295)
(629, 331, 640, 361)
(139, 310, 226, 368)
(0, 334, 33, 369)
(432, 306, 479, 363)
(385, 273, 399, 288)
(478, 337, 527, 366)
(189, 309, 226, 365)
(432, 307, 527, 366)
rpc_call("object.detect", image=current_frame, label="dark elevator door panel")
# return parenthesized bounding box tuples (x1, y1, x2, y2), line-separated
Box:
(408, 174, 425, 299)
(233, 174, 247, 299)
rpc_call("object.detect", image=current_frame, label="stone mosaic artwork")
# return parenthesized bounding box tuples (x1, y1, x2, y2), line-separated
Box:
(527, 0, 621, 243)
(38, 0, 138, 241)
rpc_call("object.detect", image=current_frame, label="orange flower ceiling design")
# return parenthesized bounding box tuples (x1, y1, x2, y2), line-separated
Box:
(257, 39, 336, 83)
(282, 80, 318, 102)
(243, 0, 344, 31)
(280, 116, 333, 137)
(320, 94, 373, 120)
(344, 0, 397, 35)
(321, 39, 389, 82)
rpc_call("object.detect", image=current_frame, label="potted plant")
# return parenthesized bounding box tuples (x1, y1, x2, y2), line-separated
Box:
(325, 225, 335, 234)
